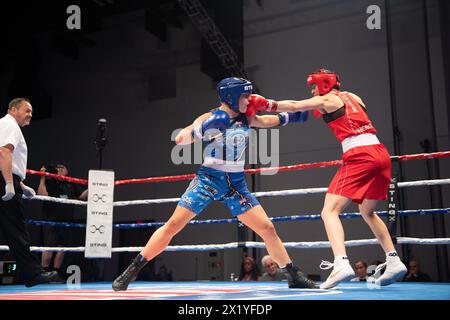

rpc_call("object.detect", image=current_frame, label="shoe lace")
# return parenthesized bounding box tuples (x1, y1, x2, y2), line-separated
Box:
(320, 260, 334, 270)
(374, 262, 387, 276)
(122, 267, 134, 278)
(120, 262, 139, 280)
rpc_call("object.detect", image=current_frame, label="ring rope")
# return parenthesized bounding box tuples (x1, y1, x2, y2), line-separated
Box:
(31, 178, 450, 206)
(25, 208, 450, 229)
(19, 152, 450, 254)
(1, 237, 449, 253)
(26, 151, 450, 185)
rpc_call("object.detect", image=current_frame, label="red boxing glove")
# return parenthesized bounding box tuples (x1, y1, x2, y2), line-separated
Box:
(245, 103, 258, 117)
(248, 94, 278, 113)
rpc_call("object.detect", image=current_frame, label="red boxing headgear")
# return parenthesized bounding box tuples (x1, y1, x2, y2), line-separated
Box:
(307, 68, 340, 95)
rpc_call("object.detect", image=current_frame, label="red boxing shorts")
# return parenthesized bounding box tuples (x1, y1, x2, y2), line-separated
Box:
(327, 143, 391, 204)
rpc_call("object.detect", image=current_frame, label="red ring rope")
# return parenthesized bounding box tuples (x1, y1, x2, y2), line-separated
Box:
(26, 151, 450, 186)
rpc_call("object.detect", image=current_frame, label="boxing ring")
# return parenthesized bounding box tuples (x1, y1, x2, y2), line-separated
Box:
(1, 151, 450, 300)
(1, 281, 449, 300)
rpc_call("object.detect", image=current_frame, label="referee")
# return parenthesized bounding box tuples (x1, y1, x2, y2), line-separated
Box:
(0, 98, 59, 287)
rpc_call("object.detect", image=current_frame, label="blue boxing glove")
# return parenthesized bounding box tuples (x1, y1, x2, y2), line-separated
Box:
(192, 110, 230, 140)
(278, 111, 309, 126)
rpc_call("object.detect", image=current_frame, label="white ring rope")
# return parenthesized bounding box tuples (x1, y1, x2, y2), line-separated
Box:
(1, 237, 449, 253)
(32, 178, 450, 206)
(33, 195, 87, 205)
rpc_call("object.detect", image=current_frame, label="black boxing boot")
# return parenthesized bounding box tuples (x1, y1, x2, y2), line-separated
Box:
(112, 254, 148, 291)
(281, 262, 318, 289)
(25, 271, 60, 288)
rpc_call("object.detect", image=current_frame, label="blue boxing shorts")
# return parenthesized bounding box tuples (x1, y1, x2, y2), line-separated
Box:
(178, 166, 260, 217)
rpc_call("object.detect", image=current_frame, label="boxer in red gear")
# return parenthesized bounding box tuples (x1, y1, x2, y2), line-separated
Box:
(248, 68, 407, 289)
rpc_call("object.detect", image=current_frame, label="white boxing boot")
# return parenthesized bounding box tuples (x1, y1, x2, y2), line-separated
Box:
(320, 256, 355, 289)
(373, 252, 407, 286)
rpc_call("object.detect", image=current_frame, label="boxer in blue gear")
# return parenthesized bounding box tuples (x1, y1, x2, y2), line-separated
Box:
(112, 77, 315, 291)
(181, 109, 258, 217)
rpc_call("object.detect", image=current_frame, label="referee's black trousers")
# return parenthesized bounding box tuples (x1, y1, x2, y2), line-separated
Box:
(0, 175, 42, 281)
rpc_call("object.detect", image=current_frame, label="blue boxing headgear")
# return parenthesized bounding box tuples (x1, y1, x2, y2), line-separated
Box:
(216, 77, 253, 112)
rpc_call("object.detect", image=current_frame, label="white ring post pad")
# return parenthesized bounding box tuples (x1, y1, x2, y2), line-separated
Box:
(85, 170, 115, 258)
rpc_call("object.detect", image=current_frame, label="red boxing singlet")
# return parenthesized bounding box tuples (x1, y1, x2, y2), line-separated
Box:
(322, 90, 390, 203)
(324, 90, 377, 142)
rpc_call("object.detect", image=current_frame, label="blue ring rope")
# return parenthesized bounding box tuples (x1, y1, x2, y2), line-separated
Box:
(26, 208, 450, 229)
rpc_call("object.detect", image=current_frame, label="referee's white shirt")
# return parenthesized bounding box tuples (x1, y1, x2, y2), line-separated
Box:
(0, 114, 27, 181)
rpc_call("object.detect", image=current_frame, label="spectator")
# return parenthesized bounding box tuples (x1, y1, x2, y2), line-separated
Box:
(403, 261, 432, 282)
(259, 255, 287, 281)
(351, 260, 368, 282)
(38, 162, 87, 280)
(238, 256, 260, 281)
